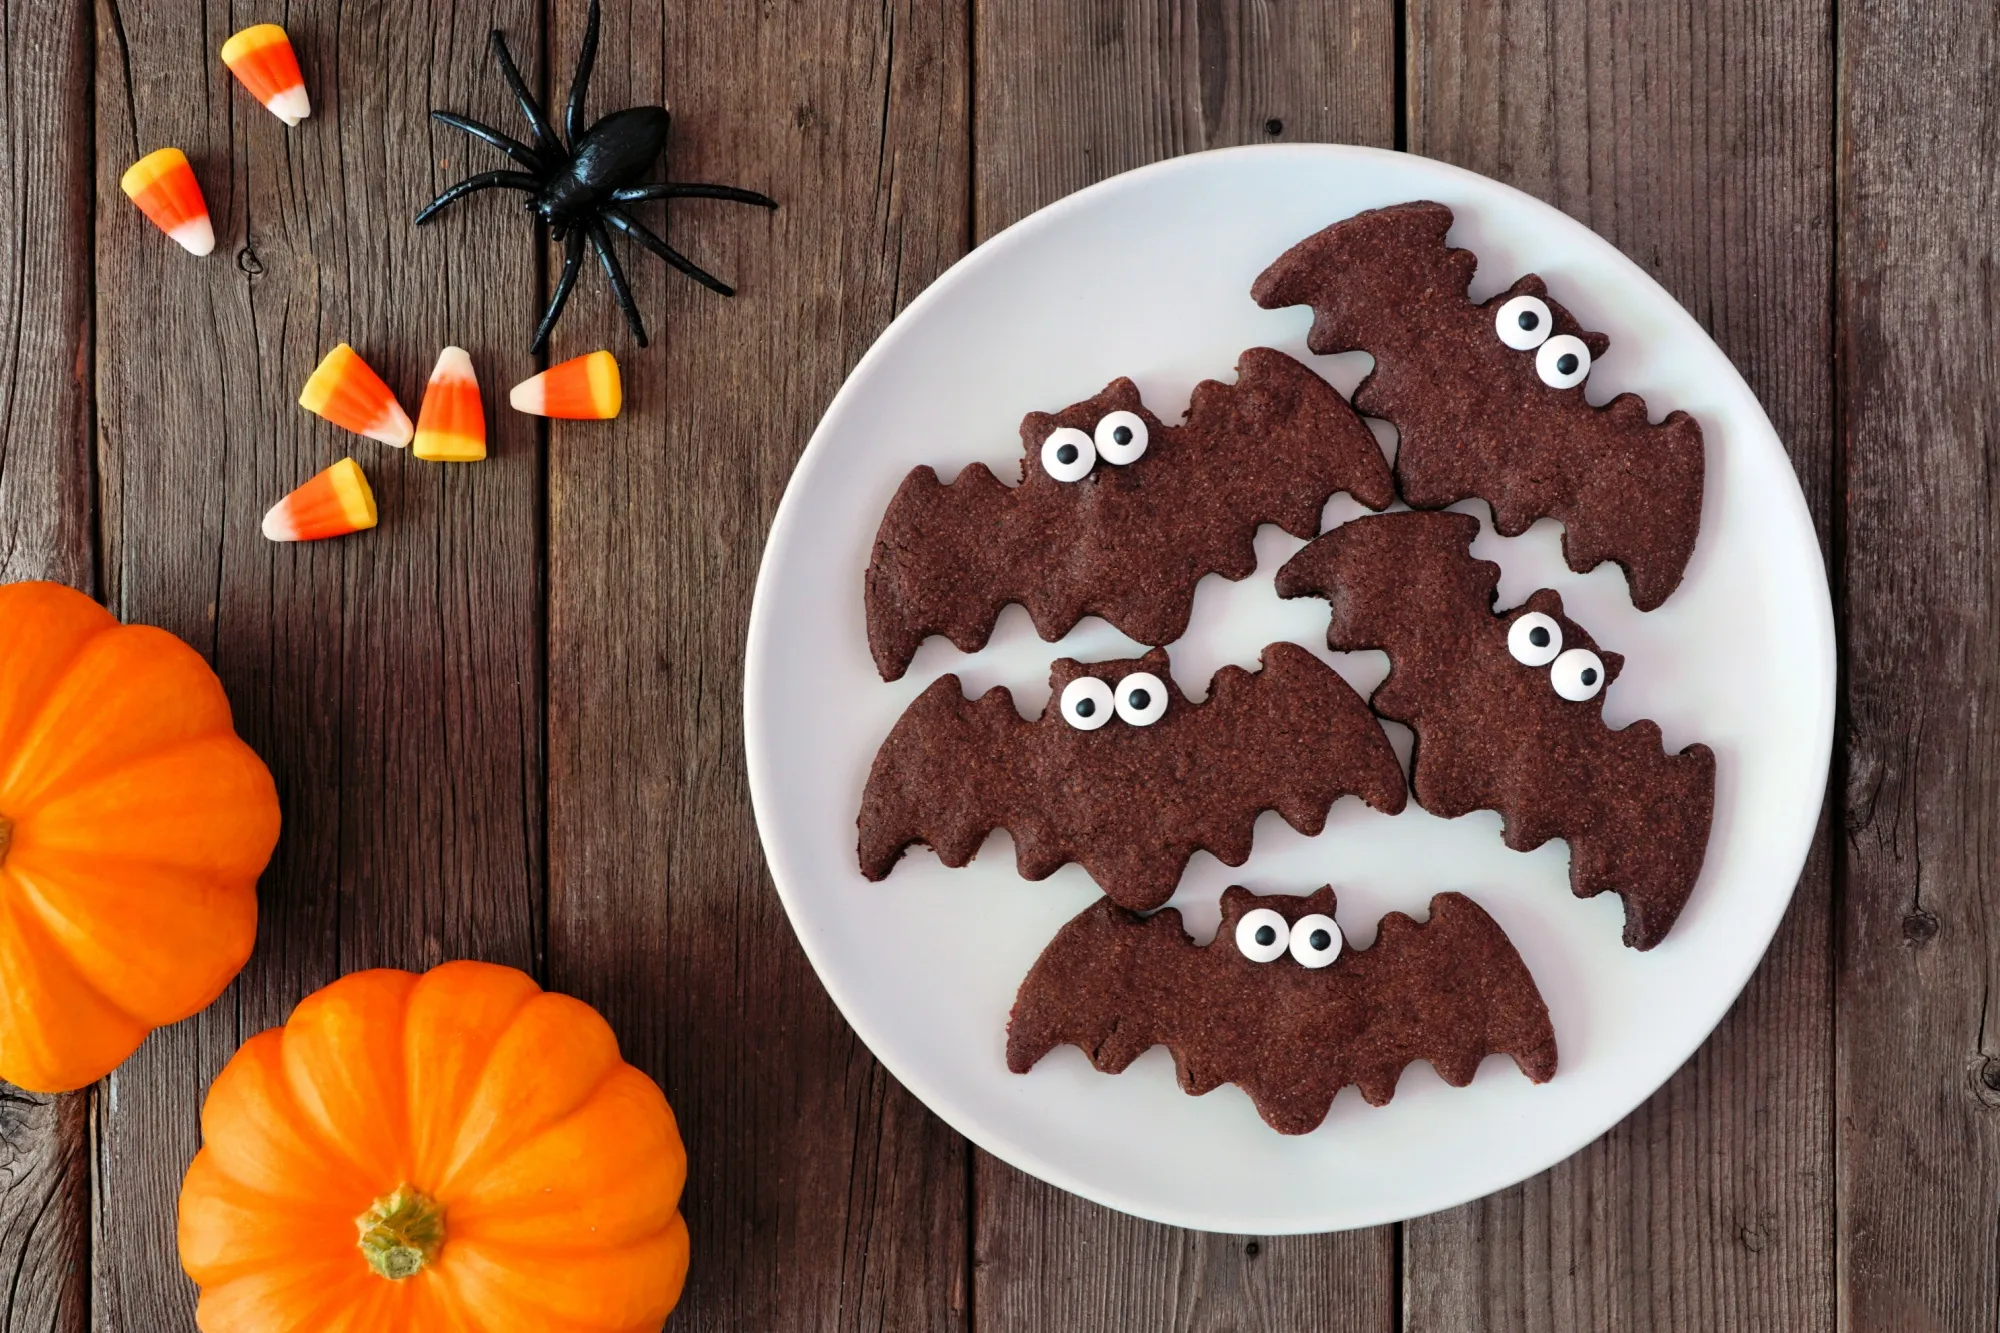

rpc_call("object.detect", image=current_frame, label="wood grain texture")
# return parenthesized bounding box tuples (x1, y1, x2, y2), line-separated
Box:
(542, 0, 971, 1328)
(1836, 1, 2000, 1328)
(0, 2, 95, 1328)
(91, 0, 545, 1325)
(1403, 0, 1836, 1328)
(976, 1167, 1395, 1332)
(974, 0, 1395, 237)
(968, 2, 1396, 1328)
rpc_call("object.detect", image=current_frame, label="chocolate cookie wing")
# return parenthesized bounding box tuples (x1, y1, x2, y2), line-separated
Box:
(1007, 886, 1557, 1135)
(856, 643, 1407, 910)
(1252, 201, 1704, 611)
(863, 347, 1395, 680)
(1275, 510, 1714, 949)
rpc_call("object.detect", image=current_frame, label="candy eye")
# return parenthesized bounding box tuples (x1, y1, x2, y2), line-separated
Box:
(1059, 675, 1115, 729)
(1550, 648, 1606, 702)
(1235, 907, 1290, 963)
(1113, 671, 1168, 726)
(1094, 410, 1149, 466)
(1536, 334, 1591, 389)
(1507, 611, 1564, 667)
(1495, 294, 1552, 351)
(1041, 426, 1097, 482)
(1289, 913, 1343, 968)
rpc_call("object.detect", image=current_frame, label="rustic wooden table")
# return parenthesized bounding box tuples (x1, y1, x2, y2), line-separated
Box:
(0, 0, 1985, 1327)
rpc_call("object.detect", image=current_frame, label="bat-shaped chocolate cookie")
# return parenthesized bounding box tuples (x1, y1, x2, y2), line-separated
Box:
(863, 347, 1394, 681)
(857, 643, 1406, 911)
(1275, 510, 1714, 949)
(1252, 201, 1704, 611)
(1008, 885, 1558, 1134)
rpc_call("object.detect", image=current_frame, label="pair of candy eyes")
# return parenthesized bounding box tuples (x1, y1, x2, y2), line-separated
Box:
(1041, 410, 1150, 482)
(1494, 295, 1592, 390)
(1059, 670, 1167, 730)
(1507, 612, 1605, 702)
(1235, 907, 1344, 967)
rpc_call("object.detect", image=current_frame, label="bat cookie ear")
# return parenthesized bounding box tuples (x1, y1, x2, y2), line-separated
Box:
(1215, 884, 1340, 932)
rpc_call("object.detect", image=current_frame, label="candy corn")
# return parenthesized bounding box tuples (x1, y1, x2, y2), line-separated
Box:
(221, 25, 311, 126)
(262, 459, 377, 542)
(412, 347, 486, 462)
(119, 149, 214, 256)
(299, 344, 413, 447)
(509, 351, 622, 420)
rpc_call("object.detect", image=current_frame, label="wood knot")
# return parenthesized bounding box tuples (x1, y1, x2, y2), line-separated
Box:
(1902, 909, 1939, 944)
(1264, 118, 1284, 137)
(1964, 1054, 2000, 1109)
(1243, 1240, 1261, 1258)
(236, 245, 264, 276)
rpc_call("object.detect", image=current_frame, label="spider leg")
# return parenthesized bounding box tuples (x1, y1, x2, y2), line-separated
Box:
(431, 111, 543, 172)
(603, 206, 734, 297)
(588, 220, 649, 347)
(564, 0, 602, 148)
(415, 170, 540, 224)
(610, 183, 778, 209)
(533, 228, 589, 353)
(489, 30, 563, 160)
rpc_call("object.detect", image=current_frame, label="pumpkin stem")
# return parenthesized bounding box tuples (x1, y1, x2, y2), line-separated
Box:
(0, 815, 11, 866)
(355, 1185, 445, 1280)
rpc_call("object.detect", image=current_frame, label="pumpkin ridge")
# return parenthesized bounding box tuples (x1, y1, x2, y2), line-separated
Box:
(440, 1067, 683, 1248)
(431, 993, 623, 1191)
(4, 853, 255, 1027)
(280, 971, 422, 1185)
(402, 964, 544, 1189)
(0, 886, 150, 1089)
(436, 1224, 691, 1329)
(0, 622, 230, 808)
(195, 1259, 381, 1332)
(0, 841, 264, 884)
(0, 888, 149, 1033)
(7, 729, 263, 825)
(186, 1033, 387, 1211)
(0, 587, 113, 792)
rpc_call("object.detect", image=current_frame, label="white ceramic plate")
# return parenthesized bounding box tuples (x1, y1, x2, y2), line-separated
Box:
(745, 145, 1832, 1233)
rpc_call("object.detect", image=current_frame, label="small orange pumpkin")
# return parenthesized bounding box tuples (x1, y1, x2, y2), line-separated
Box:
(178, 961, 691, 1332)
(0, 581, 278, 1092)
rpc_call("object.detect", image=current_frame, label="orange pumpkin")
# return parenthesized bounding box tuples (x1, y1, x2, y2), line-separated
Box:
(0, 580, 278, 1092)
(178, 961, 691, 1332)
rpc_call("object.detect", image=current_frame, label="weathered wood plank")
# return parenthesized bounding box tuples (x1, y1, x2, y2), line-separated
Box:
(0, 1, 95, 1324)
(974, 0, 1395, 241)
(1402, 1, 1836, 1328)
(969, 3, 1397, 1327)
(977, 1172, 1396, 1332)
(91, 1, 545, 1325)
(542, 0, 971, 1328)
(1836, 1, 2000, 1328)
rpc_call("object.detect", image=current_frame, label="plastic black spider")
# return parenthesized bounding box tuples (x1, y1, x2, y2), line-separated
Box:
(416, 0, 776, 351)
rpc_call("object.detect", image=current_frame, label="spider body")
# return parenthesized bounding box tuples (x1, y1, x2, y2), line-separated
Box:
(417, 0, 775, 350)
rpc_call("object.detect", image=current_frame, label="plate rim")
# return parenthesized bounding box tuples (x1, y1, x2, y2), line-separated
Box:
(745, 142, 1835, 1233)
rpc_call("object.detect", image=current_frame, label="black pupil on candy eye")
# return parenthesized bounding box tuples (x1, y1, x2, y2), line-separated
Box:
(1518, 311, 1539, 330)
(1309, 929, 1331, 951)
(1056, 443, 1078, 464)
(1074, 698, 1095, 717)
(1128, 689, 1150, 710)
(1529, 626, 1550, 647)
(1582, 668, 1599, 686)
(1557, 353, 1579, 375)
(1255, 925, 1276, 947)
(1113, 426, 1133, 445)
